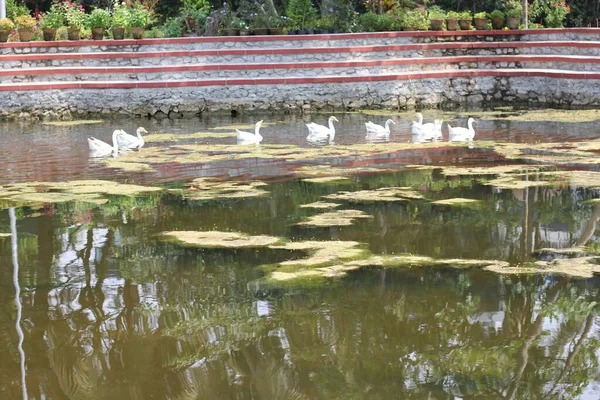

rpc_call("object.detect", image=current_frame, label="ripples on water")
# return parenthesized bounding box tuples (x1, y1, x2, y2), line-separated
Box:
(0, 111, 599, 399)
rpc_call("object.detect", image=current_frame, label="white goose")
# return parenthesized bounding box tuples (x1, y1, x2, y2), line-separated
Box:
(236, 120, 264, 144)
(413, 119, 444, 140)
(448, 118, 476, 142)
(306, 116, 339, 141)
(88, 129, 120, 157)
(117, 127, 147, 149)
(365, 119, 395, 135)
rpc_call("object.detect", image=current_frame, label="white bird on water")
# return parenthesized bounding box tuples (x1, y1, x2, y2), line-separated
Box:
(306, 116, 339, 142)
(412, 113, 443, 140)
(448, 117, 476, 142)
(88, 129, 121, 157)
(365, 119, 395, 135)
(236, 120, 264, 144)
(117, 127, 147, 149)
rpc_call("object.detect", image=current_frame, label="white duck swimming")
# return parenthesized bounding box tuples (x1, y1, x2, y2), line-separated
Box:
(117, 127, 147, 149)
(306, 116, 339, 141)
(236, 120, 264, 144)
(413, 119, 443, 140)
(448, 118, 476, 142)
(365, 119, 395, 135)
(88, 129, 120, 157)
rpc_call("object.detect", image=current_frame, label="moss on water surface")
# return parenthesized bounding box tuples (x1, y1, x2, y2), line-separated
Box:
(297, 209, 373, 227)
(160, 231, 283, 248)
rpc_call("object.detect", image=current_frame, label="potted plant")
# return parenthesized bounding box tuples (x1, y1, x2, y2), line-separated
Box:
(128, 2, 152, 39)
(506, 9, 521, 29)
(400, 8, 429, 31)
(61, 1, 86, 40)
(0, 18, 14, 43)
(458, 10, 472, 30)
(446, 11, 460, 31)
(218, 2, 239, 36)
(38, 3, 63, 41)
(490, 10, 505, 29)
(267, 15, 286, 35)
(473, 11, 488, 30)
(14, 14, 35, 42)
(86, 8, 111, 40)
(428, 8, 446, 31)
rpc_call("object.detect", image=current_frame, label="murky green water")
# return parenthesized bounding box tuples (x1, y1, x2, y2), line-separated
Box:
(1, 111, 600, 399)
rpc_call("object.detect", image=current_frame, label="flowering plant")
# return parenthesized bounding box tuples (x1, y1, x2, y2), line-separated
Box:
(399, 8, 429, 30)
(545, 1, 570, 27)
(111, 1, 129, 27)
(39, 3, 64, 28)
(127, 2, 153, 27)
(217, 1, 237, 27)
(238, 0, 270, 28)
(60, 1, 86, 29)
(86, 8, 111, 29)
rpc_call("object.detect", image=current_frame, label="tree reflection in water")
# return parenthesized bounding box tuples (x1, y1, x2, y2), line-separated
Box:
(0, 171, 599, 399)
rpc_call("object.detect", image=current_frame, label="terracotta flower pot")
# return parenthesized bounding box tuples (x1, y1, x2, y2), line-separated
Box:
(491, 17, 505, 29)
(67, 28, 80, 40)
(458, 19, 472, 30)
(91, 28, 104, 40)
(507, 17, 520, 29)
(446, 18, 458, 31)
(474, 17, 488, 30)
(18, 29, 32, 42)
(112, 27, 125, 40)
(0, 29, 10, 43)
(430, 19, 444, 31)
(42, 28, 57, 41)
(131, 27, 145, 39)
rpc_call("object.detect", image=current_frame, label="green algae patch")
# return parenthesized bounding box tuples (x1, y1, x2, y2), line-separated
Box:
(0, 233, 11, 238)
(42, 119, 104, 126)
(102, 160, 157, 172)
(161, 230, 283, 248)
(483, 175, 551, 190)
(499, 109, 600, 123)
(177, 178, 269, 201)
(431, 198, 483, 206)
(144, 131, 235, 143)
(0, 180, 161, 208)
(440, 165, 539, 177)
(267, 240, 371, 271)
(297, 209, 373, 227)
(324, 187, 424, 203)
(302, 176, 351, 183)
(299, 201, 341, 209)
(484, 257, 600, 279)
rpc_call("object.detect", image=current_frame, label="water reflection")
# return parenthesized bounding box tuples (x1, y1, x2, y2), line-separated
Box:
(0, 169, 599, 399)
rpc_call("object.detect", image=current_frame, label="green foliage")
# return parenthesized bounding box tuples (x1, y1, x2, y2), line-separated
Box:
(39, 3, 64, 28)
(399, 8, 430, 30)
(490, 10, 505, 19)
(360, 11, 395, 32)
(158, 1, 208, 36)
(446, 10, 460, 19)
(61, 1, 86, 29)
(111, 1, 129, 27)
(428, 7, 446, 20)
(128, 2, 153, 27)
(458, 10, 473, 19)
(86, 8, 112, 29)
(286, 0, 318, 30)
(474, 11, 488, 19)
(6, 0, 29, 20)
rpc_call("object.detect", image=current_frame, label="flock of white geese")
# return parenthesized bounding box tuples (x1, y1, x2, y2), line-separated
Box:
(87, 113, 476, 156)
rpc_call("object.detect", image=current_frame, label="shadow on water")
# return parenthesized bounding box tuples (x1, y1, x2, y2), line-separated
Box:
(0, 110, 600, 399)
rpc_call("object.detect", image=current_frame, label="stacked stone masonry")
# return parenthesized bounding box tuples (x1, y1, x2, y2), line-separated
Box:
(0, 28, 598, 119)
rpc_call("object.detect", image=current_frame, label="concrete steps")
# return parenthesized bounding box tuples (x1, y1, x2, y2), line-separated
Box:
(0, 29, 598, 117)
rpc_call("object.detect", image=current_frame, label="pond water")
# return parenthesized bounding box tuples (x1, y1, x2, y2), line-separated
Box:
(1, 110, 600, 399)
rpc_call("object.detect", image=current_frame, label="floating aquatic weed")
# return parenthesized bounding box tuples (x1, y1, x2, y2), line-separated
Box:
(440, 165, 539, 177)
(297, 209, 373, 227)
(160, 230, 283, 248)
(266, 240, 370, 271)
(0, 233, 11, 238)
(484, 257, 600, 279)
(0, 180, 161, 208)
(41, 119, 104, 126)
(175, 178, 269, 201)
(301, 176, 351, 183)
(483, 175, 551, 190)
(299, 202, 341, 209)
(324, 187, 424, 203)
(431, 198, 483, 206)
(102, 160, 157, 172)
(144, 131, 236, 143)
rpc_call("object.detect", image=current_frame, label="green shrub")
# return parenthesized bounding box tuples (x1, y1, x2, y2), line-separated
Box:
(490, 10, 505, 19)
(111, 1, 129, 27)
(86, 8, 111, 29)
(286, 0, 317, 30)
(428, 7, 446, 20)
(6, 0, 29, 20)
(39, 3, 64, 29)
(360, 11, 394, 32)
(474, 12, 488, 19)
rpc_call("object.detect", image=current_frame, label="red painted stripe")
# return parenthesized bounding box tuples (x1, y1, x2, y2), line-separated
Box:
(1, 55, 597, 78)
(1, 40, 599, 62)
(1, 69, 599, 91)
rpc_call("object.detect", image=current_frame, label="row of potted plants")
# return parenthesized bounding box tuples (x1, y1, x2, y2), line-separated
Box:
(0, 1, 153, 43)
(428, 9, 524, 31)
